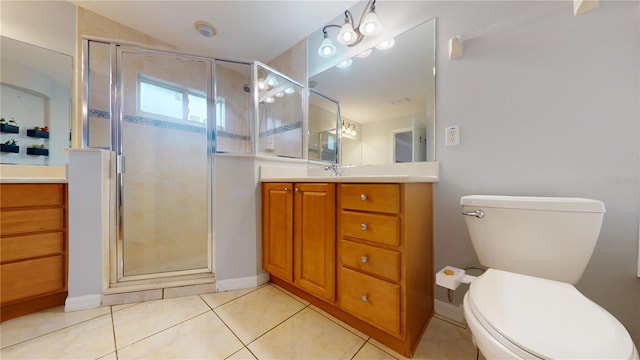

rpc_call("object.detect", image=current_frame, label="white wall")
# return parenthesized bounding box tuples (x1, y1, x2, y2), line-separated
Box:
(0, 1, 76, 56)
(426, 0, 639, 346)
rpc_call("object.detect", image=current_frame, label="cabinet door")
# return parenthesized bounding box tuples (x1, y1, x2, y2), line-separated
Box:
(262, 183, 294, 282)
(294, 183, 336, 302)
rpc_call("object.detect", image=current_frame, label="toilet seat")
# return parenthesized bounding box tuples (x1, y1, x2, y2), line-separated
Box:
(466, 269, 636, 360)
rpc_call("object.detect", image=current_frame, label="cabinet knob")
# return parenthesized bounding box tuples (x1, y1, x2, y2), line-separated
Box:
(284, 187, 289, 192)
(361, 223, 368, 231)
(360, 256, 368, 263)
(295, 188, 299, 193)
(360, 194, 367, 201)
(361, 295, 368, 302)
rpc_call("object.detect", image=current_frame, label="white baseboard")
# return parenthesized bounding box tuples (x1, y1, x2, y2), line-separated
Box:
(65, 294, 102, 312)
(434, 299, 466, 325)
(215, 272, 270, 292)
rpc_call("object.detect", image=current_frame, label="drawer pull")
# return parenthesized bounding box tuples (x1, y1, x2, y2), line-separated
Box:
(361, 223, 368, 230)
(360, 256, 368, 263)
(361, 294, 368, 302)
(360, 194, 367, 201)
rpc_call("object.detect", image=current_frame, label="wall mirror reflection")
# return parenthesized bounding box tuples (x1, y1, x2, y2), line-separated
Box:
(308, 18, 435, 166)
(308, 89, 339, 163)
(0, 36, 72, 166)
(256, 64, 304, 159)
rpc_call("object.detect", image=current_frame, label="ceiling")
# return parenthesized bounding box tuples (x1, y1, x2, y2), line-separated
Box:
(70, 0, 358, 62)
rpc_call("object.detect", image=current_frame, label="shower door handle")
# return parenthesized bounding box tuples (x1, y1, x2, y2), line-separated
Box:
(117, 154, 126, 174)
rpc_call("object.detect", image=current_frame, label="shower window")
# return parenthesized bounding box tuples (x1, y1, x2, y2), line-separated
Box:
(138, 74, 206, 124)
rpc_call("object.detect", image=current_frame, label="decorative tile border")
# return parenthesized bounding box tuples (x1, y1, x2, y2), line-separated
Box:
(89, 109, 301, 140)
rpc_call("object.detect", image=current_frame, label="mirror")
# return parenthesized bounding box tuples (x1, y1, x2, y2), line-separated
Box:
(0, 36, 72, 166)
(308, 90, 339, 163)
(308, 18, 435, 165)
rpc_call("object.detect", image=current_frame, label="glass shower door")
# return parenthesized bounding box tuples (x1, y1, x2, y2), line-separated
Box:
(117, 48, 212, 279)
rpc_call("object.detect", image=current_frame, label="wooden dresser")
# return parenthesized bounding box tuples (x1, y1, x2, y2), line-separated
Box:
(0, 183, 68, 321)
(263, 181, 433, 357)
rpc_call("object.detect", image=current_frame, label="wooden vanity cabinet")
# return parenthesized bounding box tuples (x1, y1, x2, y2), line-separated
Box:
(262, 181, 434, 357)
(338, 183, 434, 356)
(262, 182, 336, 302)
(0, 183, 68, 321)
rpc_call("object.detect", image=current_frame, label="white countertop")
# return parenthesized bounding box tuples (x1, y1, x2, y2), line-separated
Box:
(260, 162, 439, 183)
(0, 177, 68, 184)
(260, 175, 438, 183)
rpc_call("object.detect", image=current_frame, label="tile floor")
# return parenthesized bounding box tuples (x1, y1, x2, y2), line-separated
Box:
(0, 283, 479, 359)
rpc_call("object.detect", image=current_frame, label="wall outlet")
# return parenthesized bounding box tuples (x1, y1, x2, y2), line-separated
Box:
(445, 126, 460, 146)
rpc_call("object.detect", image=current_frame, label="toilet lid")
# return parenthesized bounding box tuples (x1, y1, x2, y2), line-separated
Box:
(468, 269, 635, 360)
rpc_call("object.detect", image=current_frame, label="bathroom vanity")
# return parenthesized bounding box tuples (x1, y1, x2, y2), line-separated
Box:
(0, 181, 68, 321)
(261, 173, 435, 357)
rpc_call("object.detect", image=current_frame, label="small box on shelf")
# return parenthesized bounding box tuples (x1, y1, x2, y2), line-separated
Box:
(27, 129, 50, 138)
(26, 147, 49, 156)
(0, 124, 19, 133)
(0, 144, 20, 153)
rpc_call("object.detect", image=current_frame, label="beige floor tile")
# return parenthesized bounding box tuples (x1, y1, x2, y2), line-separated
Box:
(214, 285, 306, 344)
(0, 305, 111, 348)
(98, 351, 118, 360)
(226, 347, 257, 360)
(112, 295, 210, 348)
(354, 343, 398, 360)
(369, 317, 477, 360)
(412, 317, 477, 360)
(248, 307, 366, 359)
(200, 287, 256, 309)
(117, 312, 243, 359)
(0, 314, 115, 359)
(270, 283, 311, 305)
(308, 305, 369, 340)
(112, 302, 139, 312)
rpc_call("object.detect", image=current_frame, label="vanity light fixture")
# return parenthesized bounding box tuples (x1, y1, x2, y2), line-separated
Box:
(336, 58, 353, 69)
(376, 38, 395, 50)
(356, 48, 373, 58)
(317, 0, 381, 58)
(341, 121, 358, 137)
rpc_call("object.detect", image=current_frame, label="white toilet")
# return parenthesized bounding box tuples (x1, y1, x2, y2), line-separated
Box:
(460, 195, 639, 360)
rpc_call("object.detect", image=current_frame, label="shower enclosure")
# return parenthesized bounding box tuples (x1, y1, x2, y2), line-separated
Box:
(82, 39, 303, 286)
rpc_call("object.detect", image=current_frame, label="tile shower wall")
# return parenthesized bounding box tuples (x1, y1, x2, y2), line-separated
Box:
(215, 62, 252, 153)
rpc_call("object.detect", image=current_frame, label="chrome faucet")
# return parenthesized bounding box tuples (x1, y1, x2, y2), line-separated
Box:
(324, 163, 341, 176)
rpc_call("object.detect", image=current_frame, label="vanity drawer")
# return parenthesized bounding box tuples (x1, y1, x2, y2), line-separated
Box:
(339, 267, 401, 335)
(341, 240, 400, 282)
(0, 208, 65, 235)
(1, 232, 65, 263)
(0, 255, 65, 304)
(0, 184, 65, 208)
(341, 210, 400, 246)
(340, 184, 400, 214)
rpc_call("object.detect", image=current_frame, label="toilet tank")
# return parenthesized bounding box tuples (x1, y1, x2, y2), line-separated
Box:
(461, 195, 606, 284)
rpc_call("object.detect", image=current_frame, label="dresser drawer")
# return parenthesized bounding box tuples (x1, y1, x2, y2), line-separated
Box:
(339, 267, 401, 335)
(0, 184, 65, 208)
(341, 240, 400, 282)
(340, 184, 400, 214)
(341, 210, 399, 246)
(1, 232, 65, 263)
(1, 256, 65, 304)
(0, 208, 65, 235)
